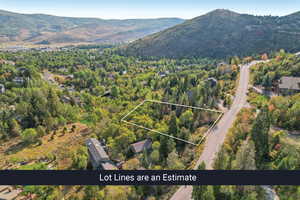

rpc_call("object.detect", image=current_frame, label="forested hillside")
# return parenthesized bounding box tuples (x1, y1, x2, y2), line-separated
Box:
(123, 9, 300, 59)
(0, 9, 184, 45)
(0, 47, 239, 199)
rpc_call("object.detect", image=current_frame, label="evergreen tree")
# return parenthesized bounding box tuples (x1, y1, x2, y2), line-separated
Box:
(251, 106, 270, 168)
(8, 119, 21, 137)
(192, 162, 214, 200)
(233, 140, 256, 170)
(203, 186, 216, 200)
(159, 136, 175, 161)
(213, 146, 229, 170)
(111, 86, 119, 98)
(168, 112, 178, 137)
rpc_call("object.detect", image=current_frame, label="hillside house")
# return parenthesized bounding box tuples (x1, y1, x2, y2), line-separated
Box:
(130, 139, 152, 154)
(278, 76, 300, 95)
(86, 138, 117, 170)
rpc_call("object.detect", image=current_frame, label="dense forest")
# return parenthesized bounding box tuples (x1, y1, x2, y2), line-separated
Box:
(1, 47, 299, 199)
(0, 47, 239, 199)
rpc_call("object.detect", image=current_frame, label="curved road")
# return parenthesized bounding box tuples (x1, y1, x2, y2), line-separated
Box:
(170, 60, 265, 200)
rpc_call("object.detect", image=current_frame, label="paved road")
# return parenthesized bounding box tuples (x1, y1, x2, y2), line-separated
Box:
(170, 60, 264, 200)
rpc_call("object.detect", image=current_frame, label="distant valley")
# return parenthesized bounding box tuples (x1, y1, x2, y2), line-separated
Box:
(0, 9, 184, 45)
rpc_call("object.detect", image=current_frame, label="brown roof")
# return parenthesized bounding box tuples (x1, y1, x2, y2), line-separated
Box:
(278, 76, 300, 90)
(130, 139, 152, 153)
(101, 162, 117, 170)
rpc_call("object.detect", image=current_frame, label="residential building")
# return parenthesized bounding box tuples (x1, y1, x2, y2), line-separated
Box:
(12, 77, 24, 84)
(207, 77, 218, 87)
(0, 186, 22, 200)
(86, 138, 116, 170)
(217, 62, 228, 68)
(130, 139, 152, 154)
(278, 76, 300, 95)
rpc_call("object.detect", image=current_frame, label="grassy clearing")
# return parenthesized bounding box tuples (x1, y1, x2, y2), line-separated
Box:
(0, 123, 91, 169)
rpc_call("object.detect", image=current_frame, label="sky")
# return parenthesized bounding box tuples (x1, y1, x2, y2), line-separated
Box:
(0, 0, 299, 19)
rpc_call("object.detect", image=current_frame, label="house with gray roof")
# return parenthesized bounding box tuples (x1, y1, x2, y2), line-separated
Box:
(86, 138, 116, 170)
(217, 62, 228, 68)
(207, 77, 218, 87)
(130, 139, 152, 154)
(278, 76, 300, 95)
(0, 186, 22, 200)
(12, 77, 24, 84)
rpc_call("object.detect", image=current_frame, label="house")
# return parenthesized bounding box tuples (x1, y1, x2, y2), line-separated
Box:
(17, 67, 28, 74)
(108, 73, 115, 80)
(61, 95, 72, 103)
(0, 84, 5, 94)
(12, 77, 24, 84)
(278, 76, 300, 95)
(217, 62, 228, 68)
(72, 96, 82, 106)
(120, 70, 127, 75)
(206, 77, 218, 87)
(158, 72, 167, 78)
(250, 85, 277, 97)
(66, 86, 76, 92)
(86, 138, 117, 170)
(0, 186, 22, 200)
(101, 162, 117, 170)
(130, 139, 152, 154)
(66, 74, 74, 79)
(101, 90, 111, 97)
(0, 59, 15, 66)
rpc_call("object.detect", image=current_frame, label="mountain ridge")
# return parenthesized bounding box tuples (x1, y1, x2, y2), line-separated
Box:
(0, 9, 184, 45)
(122, 9, 300, 58)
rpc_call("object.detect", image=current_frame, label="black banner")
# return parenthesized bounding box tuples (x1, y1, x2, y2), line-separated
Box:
(0, 170, 300, 185)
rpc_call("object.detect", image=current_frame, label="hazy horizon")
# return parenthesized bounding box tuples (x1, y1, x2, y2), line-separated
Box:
(0, 0, 299, 19)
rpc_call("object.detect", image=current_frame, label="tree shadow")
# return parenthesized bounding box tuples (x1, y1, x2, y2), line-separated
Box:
(4, 141, 28, 155)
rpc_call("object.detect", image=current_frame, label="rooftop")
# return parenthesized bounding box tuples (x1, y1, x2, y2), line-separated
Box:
(101, 162, 117, 170)
(278, 76, 300, 90)
(130, 139, 152, 153)
(86, 138, 109, 163)
(0, 186, 21, 200)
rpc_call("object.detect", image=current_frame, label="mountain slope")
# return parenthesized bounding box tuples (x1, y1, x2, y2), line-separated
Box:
(123, 9, 300, 58)
(0, 9, 184, 44)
